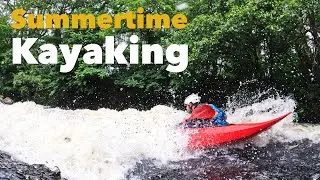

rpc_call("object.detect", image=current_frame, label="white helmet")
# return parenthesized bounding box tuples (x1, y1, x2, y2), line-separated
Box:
(184, 93, 201, 105)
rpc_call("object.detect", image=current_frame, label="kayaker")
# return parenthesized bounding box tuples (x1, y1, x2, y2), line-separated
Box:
(182, 93, 229, 128)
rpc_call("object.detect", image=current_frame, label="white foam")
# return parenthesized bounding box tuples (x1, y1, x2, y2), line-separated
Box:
(0, 102, 191, 180)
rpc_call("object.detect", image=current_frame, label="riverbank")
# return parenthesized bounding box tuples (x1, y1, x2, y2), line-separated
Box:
(0, 151, 64, 180)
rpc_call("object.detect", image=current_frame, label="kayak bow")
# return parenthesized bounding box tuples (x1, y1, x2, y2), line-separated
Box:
(187, 112, 292, 149)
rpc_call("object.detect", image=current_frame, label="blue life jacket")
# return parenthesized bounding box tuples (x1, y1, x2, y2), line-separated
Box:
(207, 104, 229, 126)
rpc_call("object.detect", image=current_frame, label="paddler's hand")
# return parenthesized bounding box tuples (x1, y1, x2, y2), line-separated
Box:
(177, 118, 189, 128)
(182, 117, 190, 123)
(176, 122, 185, 128)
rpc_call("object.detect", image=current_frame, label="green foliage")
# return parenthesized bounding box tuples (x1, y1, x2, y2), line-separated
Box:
(0, 0, 319, 122)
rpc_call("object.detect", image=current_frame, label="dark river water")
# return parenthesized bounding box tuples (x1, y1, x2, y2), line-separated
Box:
(127, 139, 320, 180)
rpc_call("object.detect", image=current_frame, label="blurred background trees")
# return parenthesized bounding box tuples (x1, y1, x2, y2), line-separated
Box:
(0, 0, 319, 122)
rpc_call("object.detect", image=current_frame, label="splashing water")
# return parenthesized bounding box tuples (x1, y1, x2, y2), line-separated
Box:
(225, 91, 320, 145)
(0, 93, 319, 179)
(0, 103, 191, 180)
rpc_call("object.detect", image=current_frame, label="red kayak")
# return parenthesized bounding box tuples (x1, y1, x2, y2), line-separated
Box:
(187, 112, 292, 149)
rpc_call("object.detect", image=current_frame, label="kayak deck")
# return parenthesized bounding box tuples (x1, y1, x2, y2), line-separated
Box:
(187, 112, 292, 149)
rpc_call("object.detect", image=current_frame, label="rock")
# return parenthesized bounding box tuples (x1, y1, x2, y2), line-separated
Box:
(64, 137, 71, 143)
(0, 151, 65, 180)
(0, 96, 13, 105)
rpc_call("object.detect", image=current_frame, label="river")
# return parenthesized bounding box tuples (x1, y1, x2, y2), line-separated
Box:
(0, 96, 319, 179)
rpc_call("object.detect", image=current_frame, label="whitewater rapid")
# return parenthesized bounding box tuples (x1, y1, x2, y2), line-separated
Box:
(0, 103, 190, 180)
(0, 96, 319, 179)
